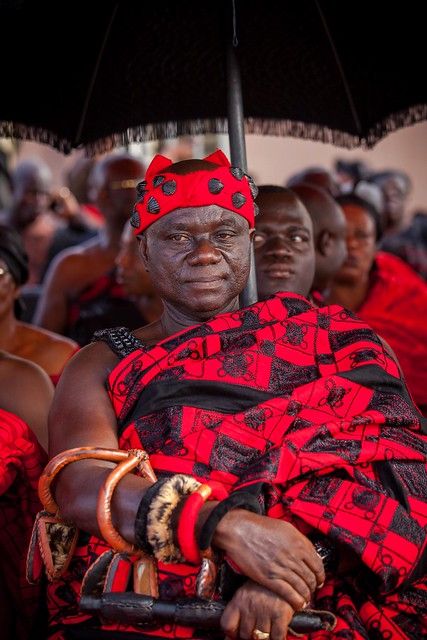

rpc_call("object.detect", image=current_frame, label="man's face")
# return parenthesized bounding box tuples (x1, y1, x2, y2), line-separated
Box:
(140, 205, 252, 319)
(254, 192, 315, 300)
(14, 174, 51, 227)
(116, 223, 155, 297)
(335, 203, 377, 285)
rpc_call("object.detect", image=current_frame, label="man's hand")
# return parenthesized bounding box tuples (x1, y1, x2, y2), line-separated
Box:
(214, 510, 325, 610)
(221, 579, 294, 640)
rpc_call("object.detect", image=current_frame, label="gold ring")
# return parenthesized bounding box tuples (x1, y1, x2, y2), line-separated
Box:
(252, 630, 270, 640)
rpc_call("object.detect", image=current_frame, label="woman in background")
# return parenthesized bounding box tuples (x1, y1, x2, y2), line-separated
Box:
(0, 225, 78, 385)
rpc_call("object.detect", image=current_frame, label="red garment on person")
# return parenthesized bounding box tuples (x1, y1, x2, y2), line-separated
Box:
(356, 251, 427, 415)
(0, 407, 47, 640)
(47, 293, 427, 639)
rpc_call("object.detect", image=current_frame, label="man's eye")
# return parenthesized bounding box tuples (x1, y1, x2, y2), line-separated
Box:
(291, 233, 308, 243)
(216, 231, 234, 240)
(253, 233, 266, 245)
(170, 234, 189, 242)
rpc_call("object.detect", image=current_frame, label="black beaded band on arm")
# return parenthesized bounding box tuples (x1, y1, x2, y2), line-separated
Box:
(198, 490, 263, 552)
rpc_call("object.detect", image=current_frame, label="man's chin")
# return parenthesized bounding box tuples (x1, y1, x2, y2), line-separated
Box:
(181, 293, 239, 318)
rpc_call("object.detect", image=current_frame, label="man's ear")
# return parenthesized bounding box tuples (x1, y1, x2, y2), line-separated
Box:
(317, 230, 333, 256)
(249, 227, 256, 243)
(137, 234, 149, 271)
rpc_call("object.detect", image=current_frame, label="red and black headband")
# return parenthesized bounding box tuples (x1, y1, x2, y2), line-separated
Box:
(130, 149, 258, 235)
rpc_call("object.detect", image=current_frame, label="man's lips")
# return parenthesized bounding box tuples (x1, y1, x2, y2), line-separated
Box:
(184, 276, 225, 283)
(263, 265, 294, 279)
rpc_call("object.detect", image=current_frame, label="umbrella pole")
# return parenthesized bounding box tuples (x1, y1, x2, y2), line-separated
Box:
(227, 45, 258, 308)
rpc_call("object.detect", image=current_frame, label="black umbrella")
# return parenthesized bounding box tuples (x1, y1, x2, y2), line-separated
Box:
(2, 0, 426, 153)
(1, 0, 426, 303)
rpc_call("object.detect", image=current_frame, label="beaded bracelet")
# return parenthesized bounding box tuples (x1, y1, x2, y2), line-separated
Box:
(177, 481, 228, 565)
(198, 490, 263, 552)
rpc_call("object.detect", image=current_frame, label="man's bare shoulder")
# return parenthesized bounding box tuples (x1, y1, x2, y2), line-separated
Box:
(51, 236, 102, 267)
(58, 339, 122, 385)
(43, 237, 105, 287)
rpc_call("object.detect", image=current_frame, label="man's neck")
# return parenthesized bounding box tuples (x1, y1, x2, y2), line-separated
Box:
(160, 298, 240, 337)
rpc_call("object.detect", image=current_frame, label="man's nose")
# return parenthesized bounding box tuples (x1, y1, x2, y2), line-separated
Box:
(187, 238, 222, 266)
(265, 235, 292, 257)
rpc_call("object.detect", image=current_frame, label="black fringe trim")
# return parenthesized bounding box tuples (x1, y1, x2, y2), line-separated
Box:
(1, 104, 427, 156)
(0, 121, 73, 154)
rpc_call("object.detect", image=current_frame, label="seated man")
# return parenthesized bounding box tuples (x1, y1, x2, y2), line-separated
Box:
(253, 185, 316, 300)
(0, 158, 65, 285)
(46, 151, 427, 640)
(34, 153, 147, 346)
(290, 183, 347, 302)
(115, 221, 163, 325)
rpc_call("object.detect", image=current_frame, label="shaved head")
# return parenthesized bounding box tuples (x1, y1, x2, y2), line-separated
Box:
(291, 183, 347, 292)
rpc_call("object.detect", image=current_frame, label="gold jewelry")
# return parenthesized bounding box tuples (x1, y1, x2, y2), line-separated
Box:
(252, 629, 270, 640)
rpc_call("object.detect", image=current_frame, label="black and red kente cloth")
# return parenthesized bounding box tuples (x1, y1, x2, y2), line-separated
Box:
(47, 292, 427, 639)
(0, 407, 47, 640)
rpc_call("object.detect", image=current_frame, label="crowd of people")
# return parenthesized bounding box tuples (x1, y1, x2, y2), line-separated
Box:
(0, 145, 426, 640)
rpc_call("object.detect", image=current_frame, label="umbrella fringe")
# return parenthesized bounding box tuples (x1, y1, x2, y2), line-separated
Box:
(244, 104, 427, 150)
(0, 121, 74, 155)
(1, 104, 427, 156)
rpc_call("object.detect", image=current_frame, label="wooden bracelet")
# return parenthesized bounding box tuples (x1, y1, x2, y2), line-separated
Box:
(38, 446, 156, 516)
(97, 449, 157, 554)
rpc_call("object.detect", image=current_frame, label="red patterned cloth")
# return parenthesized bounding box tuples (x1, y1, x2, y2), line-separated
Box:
(47, 293, 427, 639)
(0, 407, 47, 640)
(356, 251, 427, 415)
